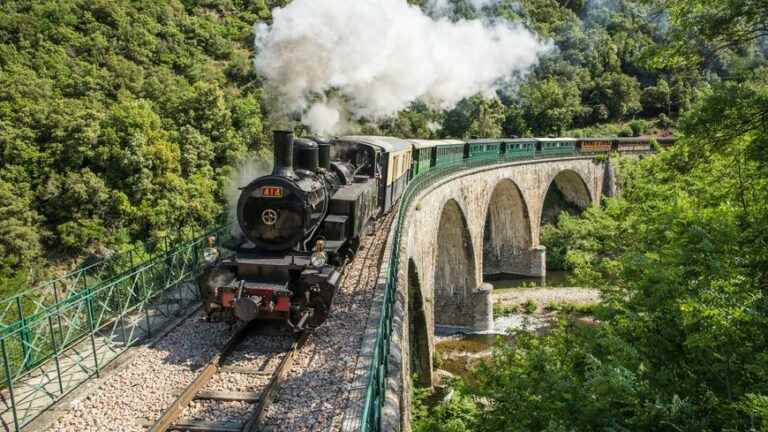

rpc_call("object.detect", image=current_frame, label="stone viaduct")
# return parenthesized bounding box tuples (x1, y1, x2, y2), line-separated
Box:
(383, 156, 614, 429)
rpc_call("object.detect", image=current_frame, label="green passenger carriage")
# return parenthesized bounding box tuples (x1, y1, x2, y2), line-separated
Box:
(503, 138, 536, 159)
(466, 139, 503, 160)
(434, 139, 466, 167)
(536, 137, 578, 156)
(409, 139, 438, 178)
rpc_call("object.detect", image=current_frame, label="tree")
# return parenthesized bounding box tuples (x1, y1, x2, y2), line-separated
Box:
(587, 72, 642, 121)
(641, 78, 672, 116)
(519, 77, 582, 135)
(0, 0, 267, 283)
(0, 180, 43, 271)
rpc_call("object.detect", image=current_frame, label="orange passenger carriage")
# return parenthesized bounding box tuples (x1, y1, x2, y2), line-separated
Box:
(576, 138, 613, 153)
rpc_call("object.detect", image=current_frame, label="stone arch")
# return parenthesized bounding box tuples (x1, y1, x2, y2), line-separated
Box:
(433, 199, 476, 328)
(540, 169, 593, 226)
(482, 179, 533, 276)
(408, 259, 431, 387)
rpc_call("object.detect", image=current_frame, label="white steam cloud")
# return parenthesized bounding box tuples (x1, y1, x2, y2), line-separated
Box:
(225, 156, 272, 237)
(254, 0, 547, 135)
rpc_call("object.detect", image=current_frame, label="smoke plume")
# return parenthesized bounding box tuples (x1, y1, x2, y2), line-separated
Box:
(254, 0, 547, 135)
(224, 155, 272, 237)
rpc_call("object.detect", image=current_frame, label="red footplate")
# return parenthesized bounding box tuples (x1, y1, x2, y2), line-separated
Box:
(275, 296, 291, 312)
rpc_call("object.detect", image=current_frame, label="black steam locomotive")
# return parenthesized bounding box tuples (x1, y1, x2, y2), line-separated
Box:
(198, 131, 412, 329)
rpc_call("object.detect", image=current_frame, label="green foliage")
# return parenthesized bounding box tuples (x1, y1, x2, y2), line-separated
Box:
(441, 96, 506, 138)
(655, 113, 676, 130)
(519, 77, 582, 135)
(641, 79, 672, 116)
(0, 180, 43, 270)
(0, 0, 270, 283)
(587, 73, 642, 121)
(493, 302, 518, 318)
(412, 380, 481, 432)
(521, 299, 537, 314)
(544, 302, 597, 316)
(628, 119, 650, 137)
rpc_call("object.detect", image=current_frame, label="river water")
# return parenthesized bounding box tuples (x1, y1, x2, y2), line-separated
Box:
(435, 271, 578, 378)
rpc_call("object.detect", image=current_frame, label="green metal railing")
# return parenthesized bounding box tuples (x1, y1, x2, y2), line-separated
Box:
(358, 151, 594, 431)
(0, 222, 231, 431)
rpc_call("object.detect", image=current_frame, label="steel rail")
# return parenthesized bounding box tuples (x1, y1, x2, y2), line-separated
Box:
(148, 324, 310, 432)
(149, 321, 257, 432)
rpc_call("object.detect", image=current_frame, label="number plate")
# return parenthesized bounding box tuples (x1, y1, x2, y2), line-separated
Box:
(261, 186, 283, 198)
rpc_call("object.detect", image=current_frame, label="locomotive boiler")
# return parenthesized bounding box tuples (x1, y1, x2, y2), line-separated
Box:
(198, 130, 381, 329)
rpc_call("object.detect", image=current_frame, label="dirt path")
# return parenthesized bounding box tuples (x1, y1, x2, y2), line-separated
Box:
(493, 287, 600, 309)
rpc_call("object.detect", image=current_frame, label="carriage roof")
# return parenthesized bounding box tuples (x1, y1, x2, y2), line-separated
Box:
(466, 138, 504, 144)
(578, 137, 614, 142)
(337, 136, 413, 153)
(536, 137, 578, 142)
(408, 139, 465, 149)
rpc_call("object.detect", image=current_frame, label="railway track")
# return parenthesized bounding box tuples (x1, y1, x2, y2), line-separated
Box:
(147, 216, 392, 432)
(261, 213, 395, 430)
(147, 323, 307, 432)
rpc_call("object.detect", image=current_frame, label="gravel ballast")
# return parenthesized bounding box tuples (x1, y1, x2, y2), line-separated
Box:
(47, 216, 393, 432)
(48, 313, 232, 432)
(262, 215, 394, 431)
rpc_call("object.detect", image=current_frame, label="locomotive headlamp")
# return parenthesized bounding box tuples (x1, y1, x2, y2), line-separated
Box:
(203, 236, 219, 264)
(310, 251, 327, 268)
(311, 240, 327, 268)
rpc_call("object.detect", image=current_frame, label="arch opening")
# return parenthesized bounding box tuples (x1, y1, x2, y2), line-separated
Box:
(540, 170, 592, 226)
(433, 199, 476, 328)
(540, 170, 592, 272)
(408, 259, 431, 387)
(482, 179, 533, 276)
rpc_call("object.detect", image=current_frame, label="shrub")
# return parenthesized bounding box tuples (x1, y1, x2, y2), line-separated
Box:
(628, 119, 649, 136)
(522, 299, 537, 314)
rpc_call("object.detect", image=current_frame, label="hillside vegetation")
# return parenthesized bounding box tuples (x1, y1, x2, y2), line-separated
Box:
(413, 1, 768, 431)
(0, 1, 290, 290)
(0, 0, 752, 293)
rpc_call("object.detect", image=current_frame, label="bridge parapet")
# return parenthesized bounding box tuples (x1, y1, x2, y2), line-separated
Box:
(359, 154, 614, 431)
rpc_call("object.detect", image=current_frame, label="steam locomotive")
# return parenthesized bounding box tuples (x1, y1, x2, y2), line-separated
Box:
(198, 131, 412, 329)
(198, 131, 672, 330)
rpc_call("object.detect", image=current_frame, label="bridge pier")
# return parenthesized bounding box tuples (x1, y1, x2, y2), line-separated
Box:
(483, 245, 547, 277)
(433, 284, 493, 332)
(472, 283, 493, 331)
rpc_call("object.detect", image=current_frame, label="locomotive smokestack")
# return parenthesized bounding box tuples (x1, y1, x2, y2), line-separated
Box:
(272, 130, 296, 178)
(317, 141, 331, 170)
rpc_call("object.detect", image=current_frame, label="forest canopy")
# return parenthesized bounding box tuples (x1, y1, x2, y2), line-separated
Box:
(413, 0, 768, 431)
(2, 0, 762, 294)
(0, 1, 291, 288)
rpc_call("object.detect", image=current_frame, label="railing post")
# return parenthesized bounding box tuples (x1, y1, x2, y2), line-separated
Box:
(47, 315, 64, 395)
(15, 298, 31, 370)
(84, 287, 100, 377)
(53, 281, 65, 349)
(142, 271, 152, 339)
(2, 338, 20, 432)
